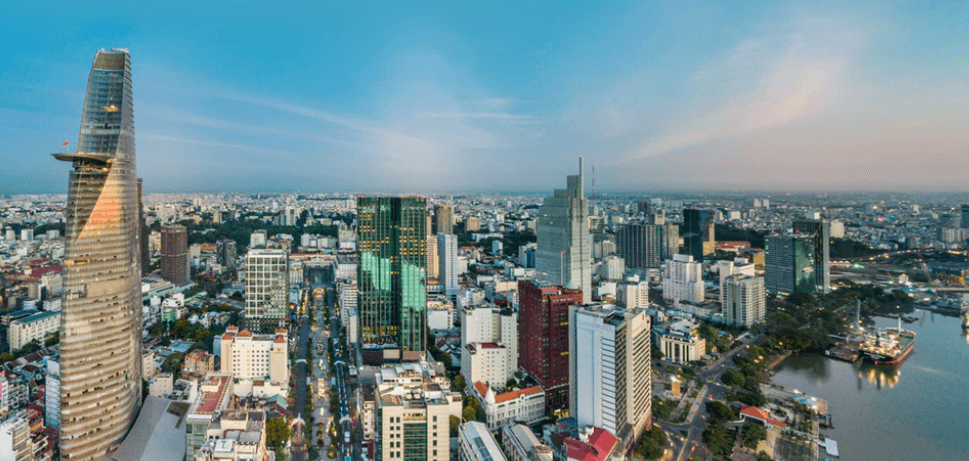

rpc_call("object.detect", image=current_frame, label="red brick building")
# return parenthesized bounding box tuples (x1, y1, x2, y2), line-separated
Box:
(517, 279, 582, 411)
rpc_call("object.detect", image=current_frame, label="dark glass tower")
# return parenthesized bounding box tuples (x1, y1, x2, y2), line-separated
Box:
(793, 219, 831, 293)
(357, 196, 428, 353)
(765, 234, 816, 295)
(53, 49, 142, 461)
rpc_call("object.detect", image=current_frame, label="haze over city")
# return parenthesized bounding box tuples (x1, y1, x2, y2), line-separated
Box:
(3, 1, 969, 193)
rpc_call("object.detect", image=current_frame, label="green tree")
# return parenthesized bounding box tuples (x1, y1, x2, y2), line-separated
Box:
(452, 374, 466, 392)
(705, 401, 736, 424)
(45, 333, 60, 347)
(701, 423, 734, 458)
(721, 370, 745, 387)
(0, 353, 13, 363)
(757, 451, 772, 461)
(266, 417, 291, 449)
(741, 423, 767, 449)
(450, 415, 461, 437)
(462, 406, 476, 422)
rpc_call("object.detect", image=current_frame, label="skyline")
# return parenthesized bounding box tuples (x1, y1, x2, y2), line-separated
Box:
(3, 1, 969, 193)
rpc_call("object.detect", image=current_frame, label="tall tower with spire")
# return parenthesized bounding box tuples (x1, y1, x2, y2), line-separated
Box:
(53, 48, 142, 461)
(536, 157, 592, 303)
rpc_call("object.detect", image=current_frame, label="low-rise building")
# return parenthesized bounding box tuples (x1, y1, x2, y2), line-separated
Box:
(192, 410, 268, 461)
(8, 311, 60, 351)
(502, 423, 554, 461)
(183, 350, 216, 377)
(0, 414, 31, 461)
(185, 374, 235, 458)
(654, 319, 706, 364)
(473, 382, 545, 432)
(459, 421, 507, 461)
(462, 343, 514, 390)
(148, 372, 174, 398)
(219, 326, 288, 384)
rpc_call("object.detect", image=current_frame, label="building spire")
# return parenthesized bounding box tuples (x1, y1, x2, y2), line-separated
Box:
(579, 155, 584, 198)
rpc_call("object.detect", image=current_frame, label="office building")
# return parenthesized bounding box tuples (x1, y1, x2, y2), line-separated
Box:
(654, 318, 706, 363)
(138, 178, 150, 276)
(357, 196, 428, 353)
(438, 232, 459, 298)
(717, 258, 755, 304)
(249, 230, 267, 249)
(459, 422, 508, 461)
(616, 279, 649, 309)
(792, 220, 831, 293)
(518, 279, 583, 410)
(536, 157, 592, 303)
(724, 275, 766, 328)
(460, 305, 518, 388)
(20, 229, 33, 242)
(615, 223, 675, 269)
(53, 48, 143, 461)
(378, 390, 453, 461)
(45, 359, 61, 430)
(435, 204, 454, 234)
(426, 235, 439, 279)
(8, 310, 60, 351)
(962, 205, 969, 230)
(465, 216, 481, 232)
(244, 249, 289, 332)
(216, 238, 237, 271)
(569, 304, 651, 442)
(501, 423, 554, 461)
(682, 208, 714, 261)
(599, 255, 625, 281)
(161, 225, 189, 286)
(662, 254, 704, 303)
(765, 234, 816, 295)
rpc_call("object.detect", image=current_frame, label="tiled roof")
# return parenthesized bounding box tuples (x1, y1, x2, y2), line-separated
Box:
(474, 381, 489, 398)
(494, 386, 543, 404)
(740, 405, 786, 428)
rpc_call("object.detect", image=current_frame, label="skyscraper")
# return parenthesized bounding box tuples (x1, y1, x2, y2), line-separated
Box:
(426, 235, 438, 279)
(216, 238, 237, 272)
(160, 224, 189, 286)
(536, 157, 592, 303)
(681, 208, 713, 261)
(138, 178, 150, 275)
(518, 279, 583, 411)
(765, 234, 816, 295)
(357, 196, 428, 353)
(434, 204, 454, 234)
(569, 304, 651, 442)
(244, 248, 289, 332)
(53, 48, 142, 461)
(616, 223, 671, 269)
(438, 232, 459, 299)
(961, 205, 969, 230)
(792, 219, 831, 293)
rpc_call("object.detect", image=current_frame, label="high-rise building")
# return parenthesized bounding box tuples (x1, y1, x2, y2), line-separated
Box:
(458, 422, 507, 461)
(250, 230, 267, 249)
(435, 204, 454, 234)
(426, 235, 439, 279)
(681, 208, 714, 261)
(53, 48, 142, 461)
(244, 249, 289, 332)
(765, 234, 816, 295)
(615, 223, 674, 269)
(465, 216, 481, 232)
(438, 233, 459, 299)
(717, 258, 755, 304)
(793, 219, 831, 293)
(962, 205, 969, 230)
(0, 415, 31, 461)
(357, 196, 428, 353)
(518, 279, 583, 410)
(378, 390, 453, 461)
(45, 359, 61, 430)
(569, 303, 651, 443)
(160, 224, 189, 285)
(216, 238, 238, 271)
(662, 254, 704, 303)
(536, 157, 592, 303)
(138, 178, 150, 276)
(724, 275, 766, 327)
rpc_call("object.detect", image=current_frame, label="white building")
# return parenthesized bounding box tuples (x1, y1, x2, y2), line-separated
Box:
(569, 304, 651, 441)
(724, 275, 766, 328)
(460, 305, 518, 387)
(244, 249, 289, 331)
(616, 279, 649, 309)
(655, 318, 706, 364)
(339, 282, 358, 328)
(219, 326, 289, 384)
(463, 343, 514, 389)
(378, 387, 457, 461)
(426, 235, 439, 279)
(663, 254, 704, 303)
(459, 422, 508, 461)
(0, 415, 30, 461)
(438, 233, 459, 298)
(473, 383, 545, 432)
(148, 372, 174, 397)
(536, 157, 592, 303)
(249, 230, 267, 249)
(8, 311, 59, 351)
(599, 255, 625, 281)
(427, 296, 453, 330)
(717, 258, 755, 304)
(45, 359, 60, 430)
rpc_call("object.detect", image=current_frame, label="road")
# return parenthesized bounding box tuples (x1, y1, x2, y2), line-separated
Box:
(656, 334, 760, 461)
(291, 288, 312, 461)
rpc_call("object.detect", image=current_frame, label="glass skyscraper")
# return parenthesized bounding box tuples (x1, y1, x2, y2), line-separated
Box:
(765, 234, 817, 295)
(53, 49, 142, 461)
(536, 157, 592, 303)
(357, 196, 428, 353)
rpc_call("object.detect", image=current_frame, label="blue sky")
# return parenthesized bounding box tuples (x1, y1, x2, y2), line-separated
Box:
(2, 1, 968, 193)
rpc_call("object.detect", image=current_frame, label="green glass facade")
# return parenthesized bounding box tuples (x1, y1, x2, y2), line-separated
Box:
(357, 196, 427, 352)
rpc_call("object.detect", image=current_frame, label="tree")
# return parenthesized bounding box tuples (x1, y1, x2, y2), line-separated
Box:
(161, 352, 184, 375)
(705, 401, 736, 424)
(45, 334, 60, 347)
(741, 423, 767, 449)
(0, 353, 13, 363)
(452, 374, 466, 392)
(463, 406, 476, 422)
(266, 417, 290, 449)
(450, 415, 460, 437)
(788, 291, 815, 307)
(721, 370, 745, 387)
(757, 452, 772, 461)
(701, 423, 734, 458)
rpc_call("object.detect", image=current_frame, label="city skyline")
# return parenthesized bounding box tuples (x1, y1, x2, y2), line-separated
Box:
(4, 2, 969, 194)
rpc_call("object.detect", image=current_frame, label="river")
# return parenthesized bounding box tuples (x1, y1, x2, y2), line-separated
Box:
(770, 310, 969, 461)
